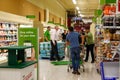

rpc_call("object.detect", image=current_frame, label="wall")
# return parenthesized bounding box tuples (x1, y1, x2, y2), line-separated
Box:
(0, 0, 45, 22)
(0, 0, 66, 24)
(27, 0, 66, 20)
(0, 0, 66, 38)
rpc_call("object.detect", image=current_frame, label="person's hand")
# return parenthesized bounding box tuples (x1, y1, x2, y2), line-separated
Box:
(80, 43, 84, 46)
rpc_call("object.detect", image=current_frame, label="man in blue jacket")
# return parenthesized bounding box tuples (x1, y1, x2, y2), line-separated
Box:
(66, 26, 82, 75)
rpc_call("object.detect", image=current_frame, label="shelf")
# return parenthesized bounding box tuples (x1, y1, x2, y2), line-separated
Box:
(116, 30, 120, 34)
(115, 12, 120, 15)
(0, 61, 37, 69)
(0, 56, 7, 63)
(0, 34, 17, 36)
(0, 46, 33, 50)
(102, 15, 115, 19)
(0, 29, 17, 31)
(0, 39, 17, 42)
(0, 22, 18, 47)
(103, 26, 120, 29)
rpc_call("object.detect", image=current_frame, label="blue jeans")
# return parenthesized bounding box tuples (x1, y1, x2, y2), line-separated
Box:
(70, 47, 80, 71)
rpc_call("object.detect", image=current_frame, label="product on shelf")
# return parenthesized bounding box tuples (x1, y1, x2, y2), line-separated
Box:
(0, 22, 18, 46)
(118, 0, 120, 12)
(103, 4, 116, 15)
(40, 42, 65, 59)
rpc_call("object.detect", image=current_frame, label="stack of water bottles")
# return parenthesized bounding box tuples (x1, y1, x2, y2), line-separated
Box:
(40, 41, 65, 59)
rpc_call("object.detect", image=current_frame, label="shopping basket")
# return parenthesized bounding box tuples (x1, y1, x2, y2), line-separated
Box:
(100, 62, 119, 80)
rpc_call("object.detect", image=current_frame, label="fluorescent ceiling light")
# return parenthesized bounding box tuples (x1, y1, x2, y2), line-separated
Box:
(79, 14, 84, 17)
(78, 11, 80, 13)
(76, 6, 79, 10)
(72, 0, 76, 4)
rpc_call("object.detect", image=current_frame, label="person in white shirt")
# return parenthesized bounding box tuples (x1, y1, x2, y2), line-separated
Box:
(50, 26, 61, 61)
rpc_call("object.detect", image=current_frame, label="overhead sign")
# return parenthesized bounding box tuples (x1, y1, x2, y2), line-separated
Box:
(26, 15, 35, 19)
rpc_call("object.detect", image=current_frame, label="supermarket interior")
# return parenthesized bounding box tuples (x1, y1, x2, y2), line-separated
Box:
(0, 0, 120, 80)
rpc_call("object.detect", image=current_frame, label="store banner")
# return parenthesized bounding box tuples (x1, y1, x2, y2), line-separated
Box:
(100, 0, 116, 5)
(106, 0, 116, 4)
(18, 28, 39, 80)
(100, 0, 105, 5)
(18, 28, 39, 59)
(26, 15, 36, 19)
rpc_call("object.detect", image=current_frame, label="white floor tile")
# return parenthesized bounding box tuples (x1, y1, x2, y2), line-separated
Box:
(39, 60, 101, 80)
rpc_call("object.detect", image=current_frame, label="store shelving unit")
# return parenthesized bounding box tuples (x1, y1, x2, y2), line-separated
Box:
(0, 23, 18, 65)
(0, 11, 33, 65)
(95, 8, 120, 74)
(0, 23, 18, 47)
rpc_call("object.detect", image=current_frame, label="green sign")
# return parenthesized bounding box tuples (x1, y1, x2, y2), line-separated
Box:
(26, 15, 36, 19)
(100, 0, 105, 5)
(54, 23, 61, 25)
(94, 9, 103, 17)
(48, 21, 54, 24)
(100, 0, 116, 5)
(92, 17, 97, 23)
(18, 28, 39, 80)
(106, 0, 116, 3)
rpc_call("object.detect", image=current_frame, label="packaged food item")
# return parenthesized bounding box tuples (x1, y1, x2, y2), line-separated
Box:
(109, 17, 113, 26)
(115, 17, 119, 26)
(118, 0, 120, 12)
(110, 5, 116, 13)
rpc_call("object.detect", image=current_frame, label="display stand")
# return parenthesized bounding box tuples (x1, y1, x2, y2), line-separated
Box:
(100, 62, 119, 80)
(0, 11, 33, 67)
(0, 46, 37, 80)
(40, 41, 65, 59)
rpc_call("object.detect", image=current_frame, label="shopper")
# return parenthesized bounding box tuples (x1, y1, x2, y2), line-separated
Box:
(61, 30, 67, 42)
(66, 26, 82, 75)
(84, 27, 95, 63)
(44, 26, 51, 42)
(50, 26, 61, 61)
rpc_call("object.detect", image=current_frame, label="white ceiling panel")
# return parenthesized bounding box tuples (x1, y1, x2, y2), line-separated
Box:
(57, 0, 100, 17)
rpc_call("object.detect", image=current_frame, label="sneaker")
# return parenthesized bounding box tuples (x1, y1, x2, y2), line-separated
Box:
(84, 60, 88, 62)
(91, 61, 94, 63)
(72, 71, 76, 74)
(76, 71, 80, 75)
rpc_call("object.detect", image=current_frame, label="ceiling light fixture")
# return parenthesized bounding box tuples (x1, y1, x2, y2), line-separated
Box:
(79, 14, 84, 17)
(76, 6, 79, 10)
(72, 0, 76, 4)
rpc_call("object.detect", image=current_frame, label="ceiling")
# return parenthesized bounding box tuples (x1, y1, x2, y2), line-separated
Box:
(57, 0, 100, 18)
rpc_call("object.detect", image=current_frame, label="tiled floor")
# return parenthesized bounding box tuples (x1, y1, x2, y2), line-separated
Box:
(39, 59, 101, 80)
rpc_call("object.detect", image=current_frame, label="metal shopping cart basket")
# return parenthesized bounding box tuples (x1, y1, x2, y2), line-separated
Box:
(100, 62, 119, 80)
(67, 45, 85, 72)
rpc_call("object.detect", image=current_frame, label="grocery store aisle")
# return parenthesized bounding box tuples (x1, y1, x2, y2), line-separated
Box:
(39, 60, 101, 80)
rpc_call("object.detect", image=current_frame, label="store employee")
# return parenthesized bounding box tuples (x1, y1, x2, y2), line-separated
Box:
(44, 26, 51, 42)
(50, 26, 61, 61)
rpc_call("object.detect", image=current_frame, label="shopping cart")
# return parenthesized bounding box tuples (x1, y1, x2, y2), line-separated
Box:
(100, 62, 119, 80)
(67, 45, 85, 72)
